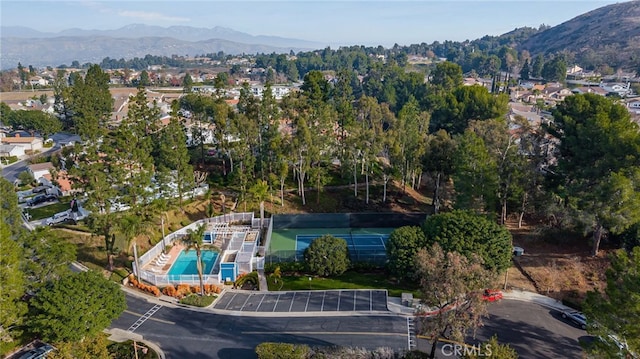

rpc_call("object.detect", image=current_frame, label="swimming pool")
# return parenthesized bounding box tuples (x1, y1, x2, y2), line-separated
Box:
(167, 249, 219, 276)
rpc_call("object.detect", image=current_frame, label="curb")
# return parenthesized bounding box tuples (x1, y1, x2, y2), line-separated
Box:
(104, 328, 166, 359)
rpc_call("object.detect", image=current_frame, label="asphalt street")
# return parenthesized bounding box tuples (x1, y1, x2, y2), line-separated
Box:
(415, 299, 588, 358)
(112, 294, 408, 359)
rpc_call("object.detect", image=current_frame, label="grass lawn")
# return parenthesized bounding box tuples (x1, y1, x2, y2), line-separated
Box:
(267, 270, 421, 298)
(26, 201, 71, 220)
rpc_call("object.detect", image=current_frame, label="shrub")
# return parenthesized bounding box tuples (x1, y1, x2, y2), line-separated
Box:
(255, 343, 310, 359)
(127, 274, 161, 297)
(179, 294, 216, 307)
(235, 271, 259, 289)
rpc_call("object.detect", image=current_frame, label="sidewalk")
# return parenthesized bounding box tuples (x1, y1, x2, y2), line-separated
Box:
(502, 288, 572, 312)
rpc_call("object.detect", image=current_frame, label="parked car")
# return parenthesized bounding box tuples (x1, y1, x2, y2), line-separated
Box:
(44, 211, 75, 226)
(31, 185, 47, 194)
(18, 344, 55, 359)
(561, 310, 587, 329)
(482, 289, 504, 302)
(27, 194, 57, 207)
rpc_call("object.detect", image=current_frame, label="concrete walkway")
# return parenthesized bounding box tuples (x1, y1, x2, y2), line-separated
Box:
(502, 288, 572, 312)
(257, 269, 269, 291)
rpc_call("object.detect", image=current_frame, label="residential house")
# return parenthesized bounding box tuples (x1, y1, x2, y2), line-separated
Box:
(28, 162, 54, 180)
(572, 86, 608, 96)
(599, 82, 632, 97)
(0, 144, 25, 158)
(1, 134, 43, 151)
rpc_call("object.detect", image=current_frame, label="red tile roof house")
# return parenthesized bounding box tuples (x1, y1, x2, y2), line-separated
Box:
(1, 134, 43, 152)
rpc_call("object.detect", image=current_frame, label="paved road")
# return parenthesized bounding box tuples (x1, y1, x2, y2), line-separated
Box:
(415, 299, 588, 358)
(1, 133, 79, 183)
(111, 294, 408, 359)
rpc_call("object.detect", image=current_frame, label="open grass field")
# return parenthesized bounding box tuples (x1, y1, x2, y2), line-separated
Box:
(26, 201, 70, 220)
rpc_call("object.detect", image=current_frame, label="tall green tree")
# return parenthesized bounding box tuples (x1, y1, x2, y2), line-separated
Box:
(181, 224, 206, 296)
(393, 97, 428, 192)
(156, 116, 194, 209)
(0, 224, 26, 347)
(583, 247, 640, 358)
(415, 243, 495, 359)
(429, 61, 463, 94)
(452, 130, 498, 212)
(423, 130, 457, 214)
(304, 235, 350, 276)
(21, 227, 76, 292)
(386, 226, 427, 281)
(6, 110, 62, 139)
(28, 270, 126, 343)
(115, 87, 157, 208)
(531, 54, 544, 78)
(70, 64, 113, 141)
(422, 210, 512, 272)
(546, 94, 640, 255)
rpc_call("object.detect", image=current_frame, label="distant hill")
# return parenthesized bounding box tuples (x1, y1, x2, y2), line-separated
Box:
(520, 1, 640, 69)
(0, 24, 324, 69)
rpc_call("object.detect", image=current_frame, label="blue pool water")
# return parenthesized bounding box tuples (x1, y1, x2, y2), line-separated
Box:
(167, 250, 218, 276)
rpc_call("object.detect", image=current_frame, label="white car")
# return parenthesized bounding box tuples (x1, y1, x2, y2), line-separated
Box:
(44, 211, 74, 226)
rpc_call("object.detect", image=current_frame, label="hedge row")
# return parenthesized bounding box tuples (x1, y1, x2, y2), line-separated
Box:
(128, 275, 161, 297)
(162, 283, 221, 298)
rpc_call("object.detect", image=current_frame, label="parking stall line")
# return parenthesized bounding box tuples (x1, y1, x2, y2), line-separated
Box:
(321, 291, 326, 311)
(239, 294, 252, 311)
(304, 292, 311, 312)
(223, 293, 239, 310)
(289, 292, 296, 312)
(256, 294, 267, 311)
(337, 290, 341, 310)
(273, 293, 281, 312)
(353, 291, 357, 311)
(370, 290, 373, 311)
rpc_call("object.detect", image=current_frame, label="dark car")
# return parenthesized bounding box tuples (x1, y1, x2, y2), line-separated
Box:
(27, 194, 57, 207)
(561, 310, 587, 329)
(18, 344, 55, 359)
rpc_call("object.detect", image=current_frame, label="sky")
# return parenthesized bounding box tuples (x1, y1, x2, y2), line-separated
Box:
(0, 0, 623, 48)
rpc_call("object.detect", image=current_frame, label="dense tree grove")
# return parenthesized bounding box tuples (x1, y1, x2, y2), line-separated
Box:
(583, 247, 640, 358)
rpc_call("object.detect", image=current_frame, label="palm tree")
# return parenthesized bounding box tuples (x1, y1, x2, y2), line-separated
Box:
(249, 179, 269, 228)
(181, 224, 206, 296)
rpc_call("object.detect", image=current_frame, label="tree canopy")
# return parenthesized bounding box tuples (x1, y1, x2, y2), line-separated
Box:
(386, 226, 427, 281)
(415, 243, 496, 359)
(304, 235, 350, 276)
(28, 270, 126, 343)
(547, 93, 640, 255)
(583, 247, 640, 358)
(422, 210, 512, 272)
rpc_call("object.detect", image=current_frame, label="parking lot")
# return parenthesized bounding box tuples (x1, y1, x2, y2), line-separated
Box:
(213, 289, 389, 313)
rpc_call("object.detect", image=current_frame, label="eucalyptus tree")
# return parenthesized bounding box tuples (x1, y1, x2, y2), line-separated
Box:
(393, 97, 429, 192)
(423, 129, 457, 214)
(469, 118, 529, 224)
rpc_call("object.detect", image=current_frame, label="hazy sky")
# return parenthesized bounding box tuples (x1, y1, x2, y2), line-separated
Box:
(1, 0, 622, 47)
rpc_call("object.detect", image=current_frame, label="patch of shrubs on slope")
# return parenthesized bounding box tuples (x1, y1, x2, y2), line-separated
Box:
(255, 343, 428, 359)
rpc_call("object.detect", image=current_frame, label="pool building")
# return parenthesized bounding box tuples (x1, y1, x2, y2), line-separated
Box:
(135, 213, 265, 286)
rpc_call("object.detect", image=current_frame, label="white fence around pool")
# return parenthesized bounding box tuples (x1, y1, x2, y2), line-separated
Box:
(133, 212, 260, 286)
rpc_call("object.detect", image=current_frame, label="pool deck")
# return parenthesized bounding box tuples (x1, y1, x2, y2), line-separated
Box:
(142, 244, 185, 274)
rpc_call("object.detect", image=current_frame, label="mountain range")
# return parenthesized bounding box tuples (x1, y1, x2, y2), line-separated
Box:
(0, 24, 325, 69)
(2, 1, 640, 71)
